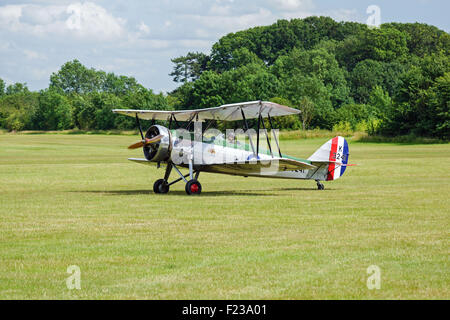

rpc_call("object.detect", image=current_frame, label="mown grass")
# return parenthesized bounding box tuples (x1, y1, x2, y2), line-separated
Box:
(0, 134, 448, 299)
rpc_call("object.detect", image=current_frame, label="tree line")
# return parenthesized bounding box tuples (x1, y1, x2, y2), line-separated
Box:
(1, 16, 449, 139)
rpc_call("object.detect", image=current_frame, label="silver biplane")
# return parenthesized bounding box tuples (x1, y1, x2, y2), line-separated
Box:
(113, 101, 353, 195)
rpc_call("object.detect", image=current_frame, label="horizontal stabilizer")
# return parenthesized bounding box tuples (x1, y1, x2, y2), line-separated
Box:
(311, 160, 356, 167)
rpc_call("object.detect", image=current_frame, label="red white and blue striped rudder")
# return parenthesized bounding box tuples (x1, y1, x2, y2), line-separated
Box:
(308, 136, 350, 181)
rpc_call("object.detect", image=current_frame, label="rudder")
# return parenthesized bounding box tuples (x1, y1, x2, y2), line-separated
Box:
(308, 136, 350, 181)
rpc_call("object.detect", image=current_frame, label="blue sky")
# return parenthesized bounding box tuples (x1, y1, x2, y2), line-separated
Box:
(0, 0, 448, 93)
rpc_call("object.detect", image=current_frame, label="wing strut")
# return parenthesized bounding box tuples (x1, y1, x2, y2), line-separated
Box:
(173, 114, 181, 128)
(268, 112, 282, 158)
(184, 113, 197, 131)
(240, 108, 256, 156)
(260, 113, 273, 157)
(256, 109, 261, 156)
(135, 114, 144, 139)
(168, 114, 173, 130)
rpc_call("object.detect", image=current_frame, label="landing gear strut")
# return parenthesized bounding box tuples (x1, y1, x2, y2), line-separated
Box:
(153, 161, 202, 195)
(185, 179, 202, 195)
(153, 162, 172, 194)
(316, 180, 325, 190)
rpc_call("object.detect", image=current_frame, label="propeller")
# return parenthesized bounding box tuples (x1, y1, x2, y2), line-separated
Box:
(128, 134, 163, 149)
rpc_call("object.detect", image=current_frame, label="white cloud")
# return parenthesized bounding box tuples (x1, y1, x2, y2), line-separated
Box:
(0, 4, 23, 30)
(65, 2, 126, 39)
(194, 28, 210, 38)
(138, 22, 150, 35)
(272, 0, 313, 11)
(179, 39, 212, 49)
(187, 8, 273, 33)
(23, 49, 47, 60)
(326, 8, 359, 22)
(0, 2, 126, 41)
(209, 4, 231, 15)
(2, 0, 447, 95)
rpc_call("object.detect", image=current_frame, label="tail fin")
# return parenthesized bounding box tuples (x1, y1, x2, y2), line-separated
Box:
(308, 136, 350, 181)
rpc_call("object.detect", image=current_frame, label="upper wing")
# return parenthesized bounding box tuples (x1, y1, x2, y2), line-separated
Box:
(112, 100, 300, 122)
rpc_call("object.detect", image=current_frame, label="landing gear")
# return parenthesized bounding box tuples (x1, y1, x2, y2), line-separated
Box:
(185, 179, 202, 195)
(153, 179, 169, 194)
(316, 180, 325, 190)
(153, 161, 202, 195)
(153, 162, 172, 194)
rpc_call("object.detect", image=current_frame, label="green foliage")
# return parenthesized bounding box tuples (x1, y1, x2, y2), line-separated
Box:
(209, 16, 365, 72)
(72, 95, 96, 130)
(280, 74, 335, 130)
(169, 52, 210, 83)
(50, 60, 101, 94)
(50, 59, 145, 96)
(273, 47, 350, 107)
(385, 22, 450, 57)
(0, 91, 38, 131)
(191, 71, 225, 109)
(350, 60, 384, 103)
(0, 78, 6, 96)
(228, 48, 264, 69)
(363, 26, 409, 62)
(33, 90, 73, 130)
(0, 17, 448, 139)
(102, 73, 143, 95)
(430, 72, 450, 139)
(269, 97, 302, 130)
(5, 82, 29, 95)
(369, 86, 392, 116)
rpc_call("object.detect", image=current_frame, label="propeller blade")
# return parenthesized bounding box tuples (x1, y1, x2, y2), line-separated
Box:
(127, 134, 163, 149)
(144, 134, 163, 145)
(128, 140, 145, 149)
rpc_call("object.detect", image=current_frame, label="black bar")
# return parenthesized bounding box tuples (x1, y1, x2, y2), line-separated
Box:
(0, 300, 428, 318)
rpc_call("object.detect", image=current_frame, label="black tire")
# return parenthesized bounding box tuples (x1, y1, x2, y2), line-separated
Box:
(185, 179, 202, 195)
(318, 183, 325, 190)
(153, 179, 169, 194)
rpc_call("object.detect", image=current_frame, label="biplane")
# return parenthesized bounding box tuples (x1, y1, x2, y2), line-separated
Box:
(112, 101, 352, 195)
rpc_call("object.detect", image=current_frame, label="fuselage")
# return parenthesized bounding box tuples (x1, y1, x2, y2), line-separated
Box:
(170, 130, 327, 180)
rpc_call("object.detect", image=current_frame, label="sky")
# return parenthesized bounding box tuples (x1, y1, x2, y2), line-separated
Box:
(0, 0, 448, 93)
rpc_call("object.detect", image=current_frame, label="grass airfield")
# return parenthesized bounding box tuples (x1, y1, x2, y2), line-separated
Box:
(0, 133, 448, 299)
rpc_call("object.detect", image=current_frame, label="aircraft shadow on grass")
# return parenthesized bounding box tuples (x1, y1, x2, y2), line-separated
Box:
(70, 187, 320, 197)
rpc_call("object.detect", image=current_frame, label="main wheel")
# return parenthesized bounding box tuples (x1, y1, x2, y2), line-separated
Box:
(153, 179, 169, 194)
(185, 179, 202, 195)
(317, 183, 325, 190)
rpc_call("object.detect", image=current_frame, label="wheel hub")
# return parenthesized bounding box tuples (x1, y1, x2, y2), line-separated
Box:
(190, 184, 199, 193)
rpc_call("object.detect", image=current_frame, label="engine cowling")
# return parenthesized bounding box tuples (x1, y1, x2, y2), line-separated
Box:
(143, 125, 172, 161)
